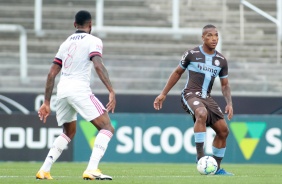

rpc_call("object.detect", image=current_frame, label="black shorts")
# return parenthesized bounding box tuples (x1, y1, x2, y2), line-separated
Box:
(181, 92, 224, 127)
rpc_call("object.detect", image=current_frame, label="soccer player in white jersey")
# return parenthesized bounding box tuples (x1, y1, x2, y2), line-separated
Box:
(36, 10, 116, 180)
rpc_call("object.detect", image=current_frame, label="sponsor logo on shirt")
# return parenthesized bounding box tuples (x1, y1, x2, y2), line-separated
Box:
(69, 35, 86, 41)
(197, 63, 218, 77)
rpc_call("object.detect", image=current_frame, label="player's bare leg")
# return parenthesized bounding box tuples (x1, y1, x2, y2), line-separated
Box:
(210, 119, 233, 175)
(36, 121, 75, 179)
(83, 111, 114, 180)
(62, 121, 77, 139)
(90, 111, 114, 133)
(194, 107, 208, 161)
(210, 119, 228, 168)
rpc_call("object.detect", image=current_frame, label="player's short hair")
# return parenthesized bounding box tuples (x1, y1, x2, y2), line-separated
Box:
(75, 10, 92, 26)
(202, 24, 217, 34)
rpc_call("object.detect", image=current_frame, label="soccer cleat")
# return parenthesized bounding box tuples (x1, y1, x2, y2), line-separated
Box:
(215, 168, 234, 176)
(83, 169, 112, 180)
(36, 170, 53, 180)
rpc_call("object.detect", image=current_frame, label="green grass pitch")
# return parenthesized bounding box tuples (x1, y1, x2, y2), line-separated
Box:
(0, 162, 281, 184)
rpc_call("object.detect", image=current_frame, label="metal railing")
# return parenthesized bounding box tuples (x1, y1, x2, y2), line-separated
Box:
(34, 0, 44, 36)
(33, 0, 222, 50)
(0, 24, 28, 83)
(93, 0, 222, 52)
(240, 0, 282, 64)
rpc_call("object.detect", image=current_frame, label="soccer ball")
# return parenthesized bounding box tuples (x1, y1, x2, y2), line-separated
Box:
(197, 156, 218, 175)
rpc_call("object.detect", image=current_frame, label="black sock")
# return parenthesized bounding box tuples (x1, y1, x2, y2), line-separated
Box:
(196, 142, 205, 161)
(213, 155, 223, 170)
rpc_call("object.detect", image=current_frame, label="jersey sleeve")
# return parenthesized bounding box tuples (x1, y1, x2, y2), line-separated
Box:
(89, 37, 103, 60)
(219, 59, 228, 78)
(53, 44, 63, 67)
(179, 50, 190, 69)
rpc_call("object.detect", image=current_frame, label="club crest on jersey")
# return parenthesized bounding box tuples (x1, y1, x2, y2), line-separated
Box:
(214, 60, 220, 66)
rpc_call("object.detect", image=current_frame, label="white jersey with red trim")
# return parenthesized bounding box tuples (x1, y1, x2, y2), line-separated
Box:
(53, 31, 103, 98)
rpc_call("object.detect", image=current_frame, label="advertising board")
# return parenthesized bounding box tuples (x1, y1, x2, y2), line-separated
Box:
(74, 113, 281, 163)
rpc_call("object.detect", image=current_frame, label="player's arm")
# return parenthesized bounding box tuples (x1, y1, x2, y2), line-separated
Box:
(220, 77, 233, 120)
(92, 55, 116, 113)
(154, 65, 185, 110)
(160, 65, 185, 96)
(38, 63, 61, 123)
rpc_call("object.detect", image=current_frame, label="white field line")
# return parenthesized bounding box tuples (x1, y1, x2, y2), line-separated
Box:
(0, 175, 250, 178)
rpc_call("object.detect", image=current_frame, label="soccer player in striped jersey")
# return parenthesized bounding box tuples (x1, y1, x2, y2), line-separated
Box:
(36, 10, 115, 180)
(154, 24, 234, 175)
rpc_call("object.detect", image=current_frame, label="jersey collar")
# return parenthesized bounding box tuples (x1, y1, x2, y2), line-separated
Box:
(75, 30, 88, 34)
(199, 45, 216, 57)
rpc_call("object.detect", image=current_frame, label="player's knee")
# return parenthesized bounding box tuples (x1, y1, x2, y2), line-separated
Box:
(101, 121, 115, 135)
(218, 127, 229, 139)
(195, 107, 208, 121)
(225, 127, 230, 137)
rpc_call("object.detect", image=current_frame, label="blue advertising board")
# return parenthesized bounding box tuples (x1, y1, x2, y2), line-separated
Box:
(74, 113, 282, 164)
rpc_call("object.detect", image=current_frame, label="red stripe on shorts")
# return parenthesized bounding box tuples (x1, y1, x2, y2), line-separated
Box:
(90, 94, 104, 115)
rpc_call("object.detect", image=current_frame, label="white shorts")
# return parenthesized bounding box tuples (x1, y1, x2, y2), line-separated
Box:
(56, 93, 106, 126)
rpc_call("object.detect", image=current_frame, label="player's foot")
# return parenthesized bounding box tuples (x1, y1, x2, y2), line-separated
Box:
(215, 168, 234, 176)
(83, 169, 112, 180)
(36, 170, 53, 180)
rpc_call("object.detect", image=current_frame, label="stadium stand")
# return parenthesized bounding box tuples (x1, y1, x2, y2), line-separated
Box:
(0, 0, 281, 95)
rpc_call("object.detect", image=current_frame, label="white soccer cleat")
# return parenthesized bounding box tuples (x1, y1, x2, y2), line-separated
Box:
(82, 169, 112, 180)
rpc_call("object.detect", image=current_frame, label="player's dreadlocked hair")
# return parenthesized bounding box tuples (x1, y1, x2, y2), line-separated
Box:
(75, 10, 92, 26)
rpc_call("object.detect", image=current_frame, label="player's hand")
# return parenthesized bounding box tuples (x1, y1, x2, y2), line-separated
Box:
(153, 94, 166, 110)
(38, 103, 51, 123)
(225, 104, 233, 120)
(106, 91, 116, 113)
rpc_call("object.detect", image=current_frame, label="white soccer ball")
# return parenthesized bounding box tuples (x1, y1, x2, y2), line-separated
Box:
(197, 156, 218, 175)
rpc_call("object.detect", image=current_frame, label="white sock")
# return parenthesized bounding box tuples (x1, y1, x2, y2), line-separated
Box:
(86, 129, 113, 171)
(40, 133, 70, 172)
